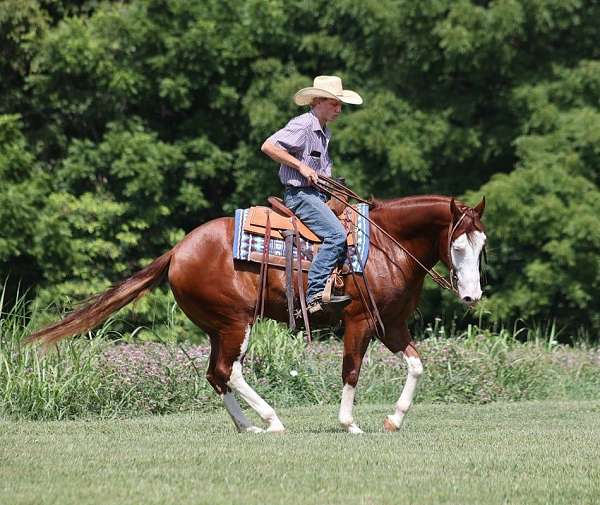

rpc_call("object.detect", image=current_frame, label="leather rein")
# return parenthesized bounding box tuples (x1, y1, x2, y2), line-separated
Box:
(315, 175, 463, 296)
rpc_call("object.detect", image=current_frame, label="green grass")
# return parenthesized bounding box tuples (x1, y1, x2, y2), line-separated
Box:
(2, 400, 599, 505)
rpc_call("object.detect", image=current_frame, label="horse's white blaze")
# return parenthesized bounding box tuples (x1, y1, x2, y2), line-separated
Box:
(386, 353, 423, 429)
(339, 384, 363, 434)
(451, 231, 486, 303)
(226, 325, 285, 432)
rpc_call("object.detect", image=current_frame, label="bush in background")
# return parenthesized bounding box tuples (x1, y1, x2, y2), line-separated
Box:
(1, 0, 599, 335)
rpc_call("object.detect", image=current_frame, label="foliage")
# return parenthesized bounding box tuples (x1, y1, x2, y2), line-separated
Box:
(470, 164, 600, 332)
(467, 59, 600, 332)
(0, 0, 598, 332)
(2, 295, 599, 420)
(0, 285, 109, 419)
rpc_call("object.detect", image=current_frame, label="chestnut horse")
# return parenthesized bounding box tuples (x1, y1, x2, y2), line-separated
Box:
(28, 195, 486, 434)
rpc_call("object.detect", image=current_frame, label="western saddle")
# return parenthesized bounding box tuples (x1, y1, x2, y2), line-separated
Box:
(243, 196, 357, 246)
(245, 193, 355, 339)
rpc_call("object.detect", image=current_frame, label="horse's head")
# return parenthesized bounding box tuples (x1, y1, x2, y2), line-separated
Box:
(446, 198, 486, 307)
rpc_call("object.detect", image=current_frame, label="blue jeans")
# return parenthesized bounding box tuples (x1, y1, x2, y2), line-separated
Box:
(283, 187, 347, 302)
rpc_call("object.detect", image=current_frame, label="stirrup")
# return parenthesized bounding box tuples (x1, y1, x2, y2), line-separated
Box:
(307, 293, 323, 314)
(326, 294, 352, 307)
(307, 299, 323, 315)
(307, 293, 351, 314)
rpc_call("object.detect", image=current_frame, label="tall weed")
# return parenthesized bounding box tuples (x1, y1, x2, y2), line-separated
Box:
(0, 289, 110, 419)
(1, 292, 599, 420)
(246, 320, 340, 405)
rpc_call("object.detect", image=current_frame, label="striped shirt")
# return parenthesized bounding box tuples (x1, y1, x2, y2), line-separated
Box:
(266, 110, 332, 187)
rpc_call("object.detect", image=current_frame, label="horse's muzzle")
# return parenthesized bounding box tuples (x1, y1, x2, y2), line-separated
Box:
(461, 295, 480, 308)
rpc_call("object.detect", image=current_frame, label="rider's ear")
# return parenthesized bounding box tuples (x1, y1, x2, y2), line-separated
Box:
(474, 196, 485, 218)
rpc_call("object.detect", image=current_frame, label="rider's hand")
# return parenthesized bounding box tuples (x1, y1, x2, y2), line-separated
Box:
(298, 163, 319, 185)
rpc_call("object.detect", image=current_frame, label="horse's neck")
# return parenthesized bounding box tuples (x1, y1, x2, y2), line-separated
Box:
(370, 196, 451, 265)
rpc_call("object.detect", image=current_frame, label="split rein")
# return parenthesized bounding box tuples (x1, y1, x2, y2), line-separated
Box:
(314, 175, 459, 296)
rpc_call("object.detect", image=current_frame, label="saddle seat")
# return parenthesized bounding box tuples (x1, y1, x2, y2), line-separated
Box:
(242, 196, 357, 246)
(267, 196, 294, 218)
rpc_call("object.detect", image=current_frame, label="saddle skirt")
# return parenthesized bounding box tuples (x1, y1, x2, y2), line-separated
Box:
(233, 203, 370, 273)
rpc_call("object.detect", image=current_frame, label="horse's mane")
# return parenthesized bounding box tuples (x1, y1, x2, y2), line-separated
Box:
(369, 194, 484, 234)
(369, 194, 454, 211)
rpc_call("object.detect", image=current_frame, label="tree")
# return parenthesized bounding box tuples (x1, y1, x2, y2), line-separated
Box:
(1, 0, 598, 335)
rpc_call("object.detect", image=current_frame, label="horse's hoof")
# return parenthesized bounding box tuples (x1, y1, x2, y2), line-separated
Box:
(244, 426, 264, 433)
(383, 416, 399, 432)
(346, 423, 364, 434)
(265, 417, 286, 433)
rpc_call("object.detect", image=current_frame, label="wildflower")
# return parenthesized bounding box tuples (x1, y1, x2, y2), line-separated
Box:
(289, 370, 298, 377)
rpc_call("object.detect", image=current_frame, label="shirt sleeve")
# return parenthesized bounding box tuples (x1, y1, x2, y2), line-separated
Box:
(266, 116, 307, 154)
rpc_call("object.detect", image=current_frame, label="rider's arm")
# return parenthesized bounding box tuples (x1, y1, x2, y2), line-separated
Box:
(261, 140, 318, 184)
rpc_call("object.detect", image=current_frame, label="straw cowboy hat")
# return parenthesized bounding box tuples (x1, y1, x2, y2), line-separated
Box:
(294, 75, 363, 106)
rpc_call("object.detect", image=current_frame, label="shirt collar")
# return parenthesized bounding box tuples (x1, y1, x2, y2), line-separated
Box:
(309, 110, 331, 138)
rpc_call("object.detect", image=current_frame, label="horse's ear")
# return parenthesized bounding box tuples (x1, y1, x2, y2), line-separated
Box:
(474, 196, 485, 218)
(450, 198, 461, 221)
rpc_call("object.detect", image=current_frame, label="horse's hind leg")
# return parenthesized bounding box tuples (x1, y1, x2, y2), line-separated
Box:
(208, 324, 285, 433)
(227, 325, 286, 433)
(206, 329, 258, 433)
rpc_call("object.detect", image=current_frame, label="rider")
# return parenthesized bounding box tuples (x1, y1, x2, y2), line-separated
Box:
(261, 75, 363, 314)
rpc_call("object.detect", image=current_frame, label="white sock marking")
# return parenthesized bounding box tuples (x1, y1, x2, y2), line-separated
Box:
(387, 352, 423, 429)
(240, 325, 251, 356)
(339, 384, 363, 434)
(226, 326, 285, 432)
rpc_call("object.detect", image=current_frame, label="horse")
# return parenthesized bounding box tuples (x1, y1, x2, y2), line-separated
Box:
(28, 194, 486, 434)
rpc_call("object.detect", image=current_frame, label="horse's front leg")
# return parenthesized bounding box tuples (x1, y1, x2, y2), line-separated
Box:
(338, 323, 370, 434)
(381, 324, 424, 432)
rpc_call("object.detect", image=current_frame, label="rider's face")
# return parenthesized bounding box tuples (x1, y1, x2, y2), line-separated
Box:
(313, 98, 343, 124)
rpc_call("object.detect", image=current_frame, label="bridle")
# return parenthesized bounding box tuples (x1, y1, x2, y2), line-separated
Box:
(447, 212, 467, 292)
(315, 175, 485, 297)
(446, 209, 487, 293)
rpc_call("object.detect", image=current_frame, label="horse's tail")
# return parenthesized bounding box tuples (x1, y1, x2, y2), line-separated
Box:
(27, 249, 174, 346)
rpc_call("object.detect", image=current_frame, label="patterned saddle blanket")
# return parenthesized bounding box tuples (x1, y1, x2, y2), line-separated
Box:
(233, 203, 370, 273)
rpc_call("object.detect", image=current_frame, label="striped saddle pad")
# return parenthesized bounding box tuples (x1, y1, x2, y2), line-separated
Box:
(233, 203, 370, 273)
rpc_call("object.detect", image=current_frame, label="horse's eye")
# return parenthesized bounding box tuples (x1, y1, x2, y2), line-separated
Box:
(452, 239, 466, 251)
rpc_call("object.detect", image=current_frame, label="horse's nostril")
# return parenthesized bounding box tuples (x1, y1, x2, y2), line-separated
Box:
(463, 296, 473, 303)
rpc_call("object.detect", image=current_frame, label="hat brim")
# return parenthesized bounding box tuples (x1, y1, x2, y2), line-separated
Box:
(294, 87, 363, 106)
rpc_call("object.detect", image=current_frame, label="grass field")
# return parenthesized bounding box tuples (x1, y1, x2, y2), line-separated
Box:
(2, 400, 599, 505)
